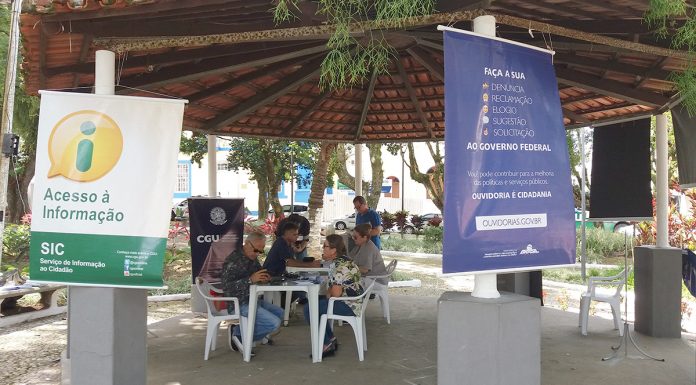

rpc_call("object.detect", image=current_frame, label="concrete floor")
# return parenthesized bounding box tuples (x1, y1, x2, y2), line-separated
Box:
(146, 294, 696, 385)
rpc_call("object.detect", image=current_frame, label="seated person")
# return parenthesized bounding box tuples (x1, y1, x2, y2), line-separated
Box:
(304, 234, 365, 357)
(220, 232, 283, 352)
(276, 213, 311, 260)
(348, 223, 389, 285)
(263, 222, 321, 276)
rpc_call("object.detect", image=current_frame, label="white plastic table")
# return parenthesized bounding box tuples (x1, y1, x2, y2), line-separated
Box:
(244, 281, 321, 362)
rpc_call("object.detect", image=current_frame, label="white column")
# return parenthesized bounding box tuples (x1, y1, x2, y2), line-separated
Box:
(655, 114, 669, 248)
(207, 135, 217, 196)
(471, 15, 500, 299)
(69, 50, 148, 385)
(355, 143, 363, 196)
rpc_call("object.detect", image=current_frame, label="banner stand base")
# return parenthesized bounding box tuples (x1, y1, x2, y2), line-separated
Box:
(438, 291, 540, 385)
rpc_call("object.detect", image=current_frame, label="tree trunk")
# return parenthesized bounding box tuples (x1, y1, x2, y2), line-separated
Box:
(257, 177, 269, 220)
(405, 142, 445, 212)
(365, 143, 383, 209)
(335, 143, 383, 209)
(307, 143, 336, 257)
(6, 156, 35, 223)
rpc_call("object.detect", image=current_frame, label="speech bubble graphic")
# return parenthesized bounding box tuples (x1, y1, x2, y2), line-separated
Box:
(47, 110, 123, 182)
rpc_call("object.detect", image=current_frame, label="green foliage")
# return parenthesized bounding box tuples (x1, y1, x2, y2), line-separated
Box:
(381, 236, 442, 254)
(2, 223, 30, 267)
(178, 132, 208, 166)
(272, 0, 434, 91)
(645, 1, 696, 116)
(423, 225, 443, 243)
(578, 227, 627, 264)
(645, 0, 687, 38)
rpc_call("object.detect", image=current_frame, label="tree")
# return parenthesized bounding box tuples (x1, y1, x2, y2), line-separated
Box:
(306, 142, 336, 257)
(226, 138, 316, 219)
(178, 133, 318, 220)
(273, 0, 435, 90)
(0, 5, 40, 223)
(334, 143, 384, 208)
(645, 1, 696, 115)
(387, 142, 444, 212)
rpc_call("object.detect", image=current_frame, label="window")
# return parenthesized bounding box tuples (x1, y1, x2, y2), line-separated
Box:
(217, 163, 229, 171)
(176, 163, 189, 193)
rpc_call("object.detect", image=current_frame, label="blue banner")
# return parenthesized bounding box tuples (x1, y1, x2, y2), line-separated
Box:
(442, 28, 575, 274)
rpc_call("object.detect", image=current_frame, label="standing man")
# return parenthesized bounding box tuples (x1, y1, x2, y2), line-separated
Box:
(353, 195, 383, 249)
(221, 232, 283, 353)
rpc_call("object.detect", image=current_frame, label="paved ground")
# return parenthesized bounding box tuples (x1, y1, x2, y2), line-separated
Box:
(145, 295, 695, 385)
(1, 253, 694, 385)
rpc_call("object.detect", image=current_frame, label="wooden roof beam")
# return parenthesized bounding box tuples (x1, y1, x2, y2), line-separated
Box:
(555, 67, 670, 108)
(553, 52, 672, 81)
(562, 107, 590, 124)
(42, 0, 257, 22)
(395, 57, 435, 139)
(117, 43, 326, 92)
(407, 46, 444, 82)
(202, 55, 326, 131)
(47, 41, 316, 76)
(186, 55, 319, 104)
(282, 90, 332, 135)
(566, 111, 656, 130)
(355, 70, 379, 142)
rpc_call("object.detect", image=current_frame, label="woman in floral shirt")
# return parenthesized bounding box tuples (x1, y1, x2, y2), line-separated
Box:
(303, 234, 364, 357)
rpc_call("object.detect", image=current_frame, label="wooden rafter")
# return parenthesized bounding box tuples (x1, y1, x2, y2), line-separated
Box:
(396, 57, 435, 139)
(72, 34, 93, 88)
(555, 67, 669, 107)
(562, 108, 590, 124)
(41, 0, 257, 22)
(355, 70, 379, 142)
(186, 55, 319, 104)
(202, 55, 327, 131)
(117, 44, 326, 91)
(46, 41, 317, 76)
(283, 90, 332, 135)
(554, 52, 671, 81)
(407, 46, 444, 82)
(566, 111, 655, 130)
(93, 9, 691, 61)
(522, 0, 600, 19)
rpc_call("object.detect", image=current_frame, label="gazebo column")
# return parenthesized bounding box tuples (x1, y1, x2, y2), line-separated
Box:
(207, 134, 217, 197)
(438, 15, 540, 385)
(355, 143, 363, 195)
(67, 50, 148, 385)
(634, 113, 682, 337)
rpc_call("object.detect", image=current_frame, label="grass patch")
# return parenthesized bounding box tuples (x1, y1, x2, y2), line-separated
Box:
(382, 237, 442, 254)
(543, 266, 633, 288)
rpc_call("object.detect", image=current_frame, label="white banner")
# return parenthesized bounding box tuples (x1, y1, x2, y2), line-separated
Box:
(29, 91, 186, 287)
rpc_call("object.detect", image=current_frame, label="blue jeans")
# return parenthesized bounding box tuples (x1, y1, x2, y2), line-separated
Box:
(304, 296, 355, 344)
(232, 300, 283, 342)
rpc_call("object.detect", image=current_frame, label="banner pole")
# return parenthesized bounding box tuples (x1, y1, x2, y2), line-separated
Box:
(470, 14, 500, 299)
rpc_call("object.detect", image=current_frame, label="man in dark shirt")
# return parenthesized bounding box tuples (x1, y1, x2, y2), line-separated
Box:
(276, 213, 311, 260)
(221, 232, 283, 352)
(263, 222, 320, 275)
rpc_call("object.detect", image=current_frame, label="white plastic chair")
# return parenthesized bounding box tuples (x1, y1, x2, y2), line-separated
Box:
(195, 277, 247, 360)
(578, 268, 629, 336)
(365, 259, 398, 324)
(319, 281, 375, 361)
